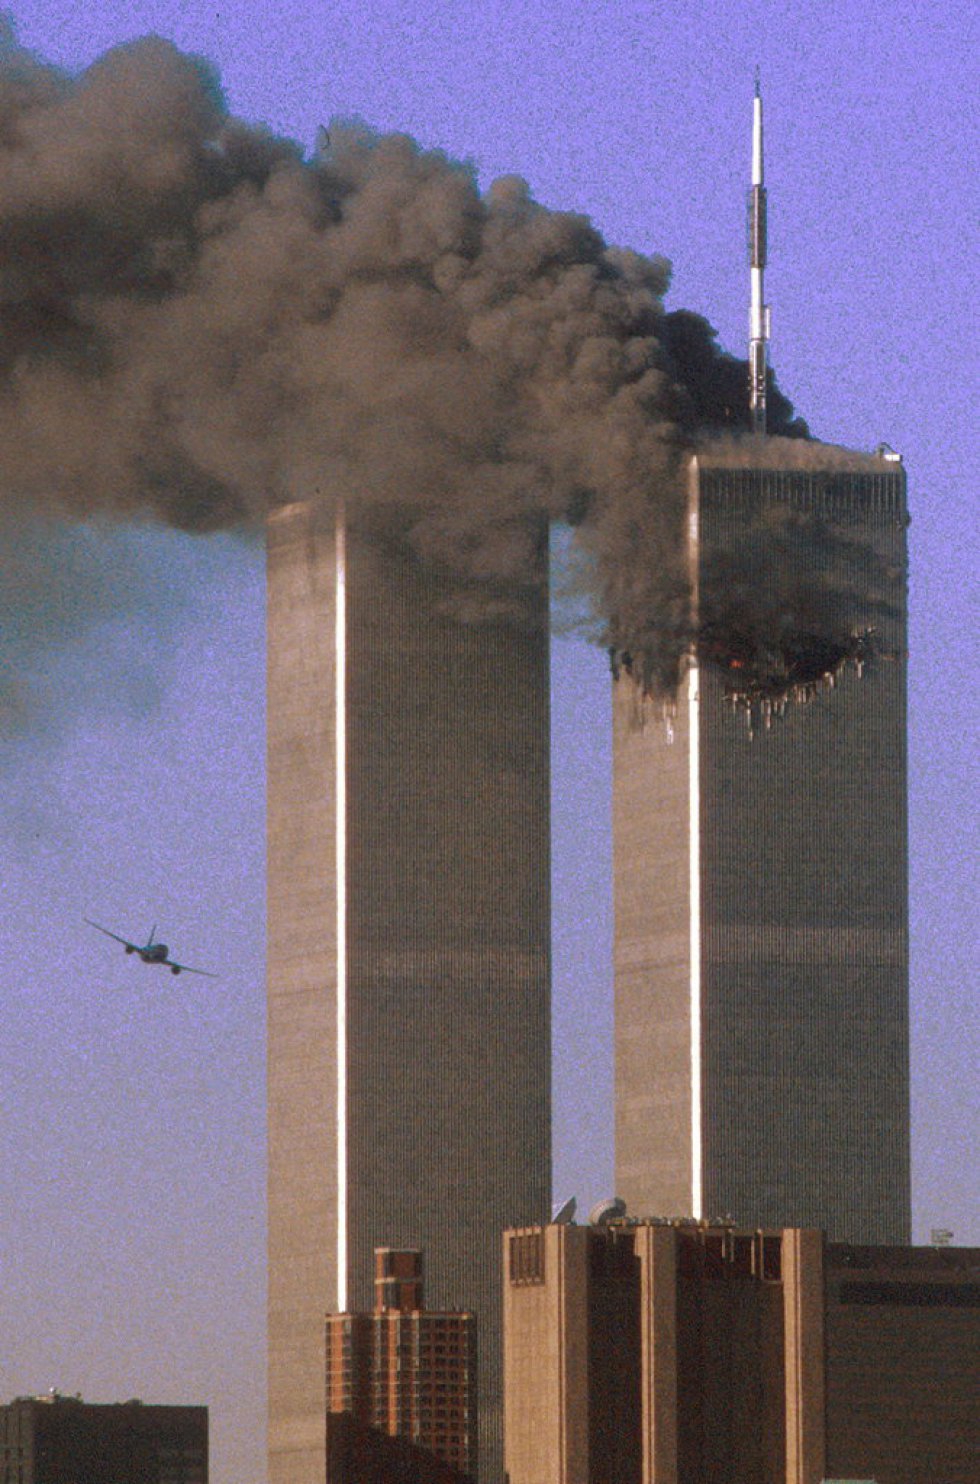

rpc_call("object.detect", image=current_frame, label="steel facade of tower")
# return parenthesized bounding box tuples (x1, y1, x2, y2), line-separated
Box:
(614, 452, 910, 1243)
(267, 503, 551, 1484)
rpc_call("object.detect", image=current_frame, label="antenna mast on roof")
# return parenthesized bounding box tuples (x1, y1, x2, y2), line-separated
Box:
(748, 68, 770, 433)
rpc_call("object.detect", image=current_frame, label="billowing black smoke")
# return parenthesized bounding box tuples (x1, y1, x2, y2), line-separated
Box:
(0, 24, 896, 722)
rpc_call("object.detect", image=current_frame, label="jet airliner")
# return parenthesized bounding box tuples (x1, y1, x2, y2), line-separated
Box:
(84, 919, 218, 977)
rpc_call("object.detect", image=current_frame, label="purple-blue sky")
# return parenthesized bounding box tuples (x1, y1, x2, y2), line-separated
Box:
(1, 3, 976, 1481)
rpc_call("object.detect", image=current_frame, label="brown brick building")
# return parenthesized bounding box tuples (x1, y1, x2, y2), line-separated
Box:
(503, 1220, 979, 1484)
(326, 1248, 476, 1479)
(0, 1395, 207, 1484)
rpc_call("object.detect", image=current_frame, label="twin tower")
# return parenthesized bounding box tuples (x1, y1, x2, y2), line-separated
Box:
(266, 450, 909, 1484)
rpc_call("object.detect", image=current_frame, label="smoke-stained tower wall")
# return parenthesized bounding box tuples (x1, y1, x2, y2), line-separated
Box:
(267, 503, 551, 1484)
(614, 453, 910, 1242)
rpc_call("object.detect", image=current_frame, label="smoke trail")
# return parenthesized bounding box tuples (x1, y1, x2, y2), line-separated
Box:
(0, 507, 248, 750)
(0, 25, 896, 710)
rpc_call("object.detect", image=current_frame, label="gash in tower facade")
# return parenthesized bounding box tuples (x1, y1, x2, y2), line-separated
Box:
(614, 449, 909, 1243)
(267, 503, 551, 1484)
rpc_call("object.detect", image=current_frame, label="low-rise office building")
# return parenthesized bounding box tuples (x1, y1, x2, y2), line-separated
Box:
(503, 1220, 978, 1484)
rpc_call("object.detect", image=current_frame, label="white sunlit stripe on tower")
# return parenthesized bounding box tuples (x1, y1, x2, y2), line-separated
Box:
(335, 511, 348, 1311)
(688, 661, 702, 1220)
(687, 467, 703, 1220)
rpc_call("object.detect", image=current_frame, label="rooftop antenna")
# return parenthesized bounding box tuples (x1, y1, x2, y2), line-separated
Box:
(551, 1196, 577, 1225)
(748, 67, 770, 433)
(588, 1196, 627, 1227)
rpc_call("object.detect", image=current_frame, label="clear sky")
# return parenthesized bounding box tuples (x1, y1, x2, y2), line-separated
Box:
(1, 4, 976, 1482)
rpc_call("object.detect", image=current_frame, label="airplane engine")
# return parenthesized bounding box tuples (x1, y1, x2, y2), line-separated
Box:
(171, 965, 181, 975)
(125, 945, 134, 954)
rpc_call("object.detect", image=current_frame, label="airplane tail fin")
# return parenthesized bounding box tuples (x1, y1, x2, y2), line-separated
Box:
(148, 924, 156, 948)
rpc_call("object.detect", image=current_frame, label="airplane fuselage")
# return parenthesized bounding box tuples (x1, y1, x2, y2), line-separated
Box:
(86, 919, 212, 977)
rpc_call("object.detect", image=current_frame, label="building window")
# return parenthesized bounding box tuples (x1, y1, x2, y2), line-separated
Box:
(509, 1231, 545, 1284)
(838, 1280, 980, 1307)
(761, 1235, 782, 1282)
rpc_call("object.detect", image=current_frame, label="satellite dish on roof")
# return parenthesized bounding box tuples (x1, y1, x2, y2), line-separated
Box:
(551, 1196, 577, 1225)
(588, 1196, 627, 1227)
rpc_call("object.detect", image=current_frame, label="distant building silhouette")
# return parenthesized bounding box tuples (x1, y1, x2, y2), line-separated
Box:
(326, 1248, 476, 1481)
(503, 1219, 979, 1484)
(0, 1394, 207, 1484)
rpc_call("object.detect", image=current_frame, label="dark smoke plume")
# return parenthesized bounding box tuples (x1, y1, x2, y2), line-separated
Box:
(0, 26, 895, 709)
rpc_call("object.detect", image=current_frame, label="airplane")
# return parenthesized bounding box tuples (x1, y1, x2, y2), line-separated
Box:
(84, 919, 218, 978)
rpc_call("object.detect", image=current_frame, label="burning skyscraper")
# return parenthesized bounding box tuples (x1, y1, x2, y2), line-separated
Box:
(0, 29, 913, 1475)
(613, 446, 910, 1243)
(612, 82, 909, 1244)
(266, 507, 551, 1484)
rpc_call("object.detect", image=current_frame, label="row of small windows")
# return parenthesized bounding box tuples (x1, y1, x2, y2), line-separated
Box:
(390, 1379, 465, 1390)
(704, 469, 905, 515)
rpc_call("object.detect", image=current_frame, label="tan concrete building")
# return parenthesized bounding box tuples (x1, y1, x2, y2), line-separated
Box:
(326, 1248, 476, 1478)
(267, 506, 551, 1484)
(614, 450, 910, 1243)
(503, 1220, 979, 1484)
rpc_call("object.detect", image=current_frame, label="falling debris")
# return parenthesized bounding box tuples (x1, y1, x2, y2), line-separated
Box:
(720, 631, 875, 736)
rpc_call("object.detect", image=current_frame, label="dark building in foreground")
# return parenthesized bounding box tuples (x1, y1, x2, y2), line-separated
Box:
(267, 507, 551, 1484)
(0, 1395, 207, 1484)
(326, 1413, 472, 1484)
(614, 449, 910, 1242)
(503, 1220, 979, 1484)
(326, 1249, 475, 1480)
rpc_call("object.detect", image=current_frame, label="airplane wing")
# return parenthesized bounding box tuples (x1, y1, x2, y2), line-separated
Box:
(84, 918, 140, 951)
(165, 958, 220, 979)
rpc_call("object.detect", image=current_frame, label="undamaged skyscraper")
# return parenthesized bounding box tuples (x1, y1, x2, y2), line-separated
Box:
(266, 503, 551, 1484)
